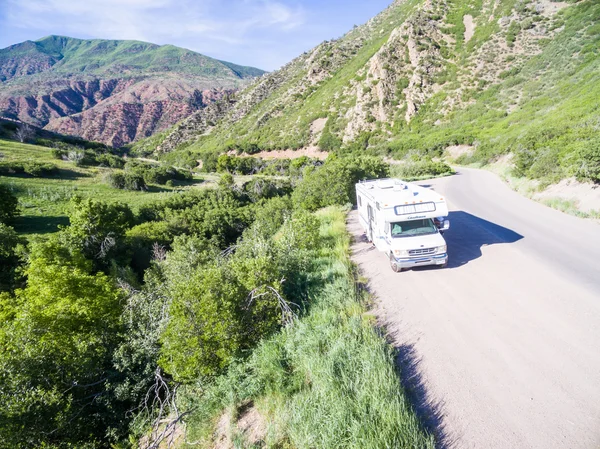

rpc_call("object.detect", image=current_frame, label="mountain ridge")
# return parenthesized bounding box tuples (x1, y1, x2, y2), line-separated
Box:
(141, 0, 600, 187)
(0, 36, 266, 146)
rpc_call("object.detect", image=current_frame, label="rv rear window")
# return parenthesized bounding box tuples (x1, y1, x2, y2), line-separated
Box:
(394, 202, 436, 215)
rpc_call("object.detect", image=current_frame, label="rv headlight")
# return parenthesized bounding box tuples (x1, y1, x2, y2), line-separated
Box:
(437, 245, 447, 254)
(393, 249, 409, 257)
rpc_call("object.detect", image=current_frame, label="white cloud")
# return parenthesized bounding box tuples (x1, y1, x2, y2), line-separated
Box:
(3, 0, 305, 44)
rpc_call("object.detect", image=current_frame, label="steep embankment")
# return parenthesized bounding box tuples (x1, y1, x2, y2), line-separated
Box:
(145, 0, 599, 189)
(0, 36, 265, 146)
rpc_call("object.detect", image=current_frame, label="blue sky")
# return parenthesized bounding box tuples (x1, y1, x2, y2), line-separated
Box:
(0, 0, 392, 71)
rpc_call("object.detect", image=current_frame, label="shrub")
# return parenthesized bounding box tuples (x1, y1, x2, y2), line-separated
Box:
(0, 238, 126, 447)
(124, 161, 191, 185)
(575, 140, 600, 183)
(242, 177, 292, 202)
(391, 159, 454, 181)
(292, 156, 390, 211)
(0, 185, 19, 224)
(0, 223, 23, 292)
(0, 161, 58, 177)
(65, 196, 135, 264)
(106, 171, 147, 191)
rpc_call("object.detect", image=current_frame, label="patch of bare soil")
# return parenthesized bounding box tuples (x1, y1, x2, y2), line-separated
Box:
(534, 178, 600, 213)
(230, 147, 328, 161)
(237, 403, 267, 446)
(213, 409, 233, 449)
(534, 0, 569, 17)
(212, 403, 267, 449)
(445, 145, 474, 160)
(463, 15, 475, 43)
(309, 117, 328, 138)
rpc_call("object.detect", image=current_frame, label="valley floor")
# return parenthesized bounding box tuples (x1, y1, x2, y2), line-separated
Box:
(350, 168, 600, 449)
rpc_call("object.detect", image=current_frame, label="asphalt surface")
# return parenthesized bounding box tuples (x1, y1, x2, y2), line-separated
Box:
(349, 168, 600, 449)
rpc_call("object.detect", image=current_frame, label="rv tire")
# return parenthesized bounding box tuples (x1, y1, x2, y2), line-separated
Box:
(389, 254, 402, 273)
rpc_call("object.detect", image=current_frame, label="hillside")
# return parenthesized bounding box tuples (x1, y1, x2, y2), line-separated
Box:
(0, 36, 265, 146)
(143, 0, 599, 188)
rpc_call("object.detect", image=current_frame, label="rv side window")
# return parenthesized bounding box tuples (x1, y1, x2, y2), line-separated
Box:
(358, 195, 362, 207)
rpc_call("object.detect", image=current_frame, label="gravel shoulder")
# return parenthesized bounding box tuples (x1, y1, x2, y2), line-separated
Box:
(350, 168, 600, 449)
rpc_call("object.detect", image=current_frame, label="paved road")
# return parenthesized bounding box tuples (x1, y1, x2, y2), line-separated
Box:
(349, 168, 600, 449)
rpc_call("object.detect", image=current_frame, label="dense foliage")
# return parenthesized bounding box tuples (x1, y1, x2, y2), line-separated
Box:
(0, 160, 58, 177)
(214, 154, 321, 176)
(0, 152, 398, 448)
(0, 184, 19, 223)
(292, 155, 390, 210)
(390, 158, 454, 181)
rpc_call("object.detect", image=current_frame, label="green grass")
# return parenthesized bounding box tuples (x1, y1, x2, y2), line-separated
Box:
(179, 206, 435, 449)
(0, 139, 214, 238)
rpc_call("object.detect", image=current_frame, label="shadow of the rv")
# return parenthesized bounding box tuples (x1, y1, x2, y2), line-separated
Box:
(445, 211, 523, 269)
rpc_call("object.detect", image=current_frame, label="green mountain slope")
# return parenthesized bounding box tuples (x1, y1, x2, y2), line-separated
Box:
(0, 36, 266, 146)
(145, 0, 599, 185)
(0, 35, 265, 82)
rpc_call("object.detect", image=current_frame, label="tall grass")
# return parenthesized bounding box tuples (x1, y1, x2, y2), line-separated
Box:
(179, 206, 434, 449)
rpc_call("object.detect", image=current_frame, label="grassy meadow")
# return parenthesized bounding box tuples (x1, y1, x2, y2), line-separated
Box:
(0, 139, 245, 238)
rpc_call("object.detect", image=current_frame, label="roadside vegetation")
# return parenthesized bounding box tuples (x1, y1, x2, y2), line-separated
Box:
(178, 207, 434, 449)
(0, 143, 433, 448)
(390, 158, 454, 181)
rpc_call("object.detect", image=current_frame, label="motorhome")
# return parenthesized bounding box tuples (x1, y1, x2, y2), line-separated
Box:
(356, 178, 450, 272)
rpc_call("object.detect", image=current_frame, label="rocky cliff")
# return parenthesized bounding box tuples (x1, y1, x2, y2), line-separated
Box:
(0, 36, 265, 146)
(142, 0, 599, 188)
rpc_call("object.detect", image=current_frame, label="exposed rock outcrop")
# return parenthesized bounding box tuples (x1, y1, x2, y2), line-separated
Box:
(0, 36, 265, 146)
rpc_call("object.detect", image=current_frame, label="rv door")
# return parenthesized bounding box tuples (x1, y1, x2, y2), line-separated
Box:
(367, 204, 374, 242)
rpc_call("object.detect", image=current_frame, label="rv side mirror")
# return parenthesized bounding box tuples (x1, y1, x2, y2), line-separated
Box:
(442, 220, 450, 231)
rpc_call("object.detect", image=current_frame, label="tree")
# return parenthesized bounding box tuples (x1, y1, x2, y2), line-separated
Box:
(292, 156, 390, 211)
(159, 263, 249, 382)
(0, 238, 126, 447)
(13, 123, 35, 143)
(65, 197, 134, 264)
(0, 184, 19, 224)
(0, 224, 24, 292)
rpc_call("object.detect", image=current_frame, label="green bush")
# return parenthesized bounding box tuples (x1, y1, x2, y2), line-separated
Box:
(124, 160, 191, 185)
(0, 237, 126, 447)
(106, 171, 147, 191)
(292, 156, 390, 211)
(0, 161, 58, 177)
(0, 223, 24, 292)
(242, 177, 292, 202)
(575, 140, 600, 183)
(65, 196, 135, 265)
(391, 159, 454, 180)
(0, 184, 19, 224)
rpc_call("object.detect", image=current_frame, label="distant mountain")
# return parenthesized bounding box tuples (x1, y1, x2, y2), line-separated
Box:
(0, 36, 265, 146)
(144, 0, 600, 186)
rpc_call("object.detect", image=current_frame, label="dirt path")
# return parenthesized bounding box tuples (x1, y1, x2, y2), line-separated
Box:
(350, 168, 600, 449)
(463, 15, 475, 43)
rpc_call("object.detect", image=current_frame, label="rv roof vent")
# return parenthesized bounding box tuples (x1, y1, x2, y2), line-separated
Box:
(377, 179, 396, 189)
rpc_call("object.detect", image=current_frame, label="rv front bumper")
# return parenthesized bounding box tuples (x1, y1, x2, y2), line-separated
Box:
(394, 253, 448, 268)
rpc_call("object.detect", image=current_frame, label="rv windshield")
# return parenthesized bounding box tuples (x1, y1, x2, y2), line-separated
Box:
(390, 219, 437, 238)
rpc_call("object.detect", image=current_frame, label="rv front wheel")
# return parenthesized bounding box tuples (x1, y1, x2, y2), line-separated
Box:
(390, 254, 402, 273)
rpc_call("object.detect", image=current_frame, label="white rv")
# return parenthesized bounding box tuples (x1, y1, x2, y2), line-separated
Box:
(356, 178, 450, 272)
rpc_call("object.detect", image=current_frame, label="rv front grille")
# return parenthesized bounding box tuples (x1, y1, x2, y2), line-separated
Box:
(409, 248, 436, 256)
